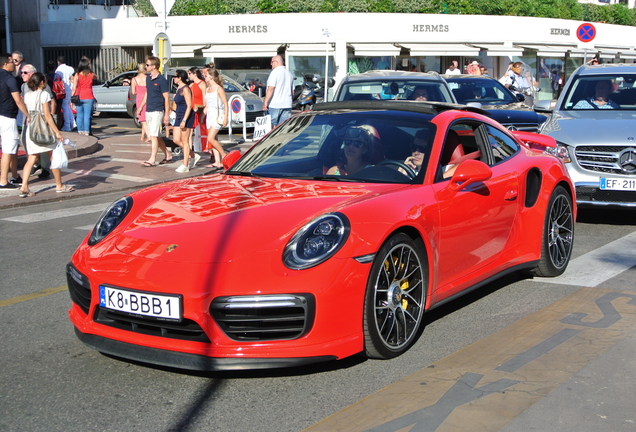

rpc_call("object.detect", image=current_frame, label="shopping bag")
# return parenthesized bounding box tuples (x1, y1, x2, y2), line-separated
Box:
(51, 141, 68, 169)
(253, 114, 271, 140)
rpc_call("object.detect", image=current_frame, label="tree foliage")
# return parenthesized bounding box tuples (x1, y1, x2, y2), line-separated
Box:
(131, 0, 636, 26)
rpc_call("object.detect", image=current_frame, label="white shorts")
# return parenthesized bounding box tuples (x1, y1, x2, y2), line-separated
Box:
(0, 115, 19, 155)
(146, 111, 164, 137)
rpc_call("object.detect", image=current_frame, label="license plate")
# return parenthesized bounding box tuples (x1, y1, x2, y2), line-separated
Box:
(99, 285, 181, 321)
(599, 178, 636, 191)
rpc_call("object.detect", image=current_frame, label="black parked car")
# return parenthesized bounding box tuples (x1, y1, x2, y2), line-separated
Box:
(443, 74, 547, 132)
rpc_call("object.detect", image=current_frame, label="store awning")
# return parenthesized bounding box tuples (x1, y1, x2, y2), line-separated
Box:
(348, 43, 401, 57)
(514, 44, 577, 57)
(619, 50, 636, 59)
(202, 44, 284, 58)
(469, 44, 523, 57)
(286, 43, 335, 56)
(171, 45, 209, 58)
(400, 43, 479, 56)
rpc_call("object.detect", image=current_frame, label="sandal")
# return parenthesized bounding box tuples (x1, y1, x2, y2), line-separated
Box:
(141, 161, 155, 167)
(19, 189, 35, 198)
(159, 158, 174, 165)
(206, 164, 223, 170)
(56, 185, 75, 193)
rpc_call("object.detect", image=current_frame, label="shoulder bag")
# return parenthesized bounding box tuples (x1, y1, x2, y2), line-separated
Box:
(71, 75, 80, 104)
(29, 90, 58, 147)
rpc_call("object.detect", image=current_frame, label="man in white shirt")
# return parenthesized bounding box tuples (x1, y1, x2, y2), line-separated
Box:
(262, 55, 294, 127)
(445, 60, 461, 75)
(55, 55, 76, 131)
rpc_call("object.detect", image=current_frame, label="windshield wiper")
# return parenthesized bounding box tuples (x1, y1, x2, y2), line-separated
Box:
(224, 170, 263, 177)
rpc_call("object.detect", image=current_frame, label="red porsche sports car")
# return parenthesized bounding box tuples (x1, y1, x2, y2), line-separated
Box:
(67, 101, 575, 371)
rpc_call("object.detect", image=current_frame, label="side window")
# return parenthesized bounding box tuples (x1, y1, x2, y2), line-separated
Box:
(484, 125, 519, 164)
(436, 123, 481, 182)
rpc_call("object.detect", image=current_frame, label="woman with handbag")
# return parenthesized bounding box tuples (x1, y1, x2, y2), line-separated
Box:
(202, 67, 228, 170)
(70, 57, 95, 136)
(19, 72, 74, 197)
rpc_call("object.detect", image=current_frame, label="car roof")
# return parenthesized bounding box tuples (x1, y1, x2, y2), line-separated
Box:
(575, 63, 636, 76)
(341, 70, 444, 83)
(313, 100, 488, 116)
(441, 74, 498, 81)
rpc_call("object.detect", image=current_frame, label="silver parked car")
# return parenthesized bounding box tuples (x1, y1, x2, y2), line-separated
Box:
(536, 64, 636, 207)
(93, 71, 137, 113)
(333, 70, 456, 103)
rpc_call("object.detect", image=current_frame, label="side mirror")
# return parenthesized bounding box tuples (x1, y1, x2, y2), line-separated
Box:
(222, 150, 241, 170)
(104, 81, 112, 88)
(447, 159, 492, 192)
(515, 93, 526, 102)
(533, 100, 553, 113)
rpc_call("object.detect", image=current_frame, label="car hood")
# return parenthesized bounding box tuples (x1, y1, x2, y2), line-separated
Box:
(541, 110, 636, 145)
(114, 175, 401, 263)
(232, 91, 262, 104)
(485, 108, 546, 125)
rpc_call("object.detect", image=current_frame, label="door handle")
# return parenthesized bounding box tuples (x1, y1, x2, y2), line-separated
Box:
(504, 190, 518, 201)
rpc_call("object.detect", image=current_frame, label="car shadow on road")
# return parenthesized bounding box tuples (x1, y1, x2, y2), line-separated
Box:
(577, 207, 636, 225)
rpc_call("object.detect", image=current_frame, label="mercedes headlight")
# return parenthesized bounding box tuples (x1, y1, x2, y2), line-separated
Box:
(88, 196, 133, 246)
(283, 213, 350, 270)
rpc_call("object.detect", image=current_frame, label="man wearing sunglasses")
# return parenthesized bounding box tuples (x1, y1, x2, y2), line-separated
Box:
(0, 53, 29, 189)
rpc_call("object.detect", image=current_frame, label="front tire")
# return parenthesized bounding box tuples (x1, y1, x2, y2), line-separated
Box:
(364, 233, 427, 359)
(531, 185, 574, 277)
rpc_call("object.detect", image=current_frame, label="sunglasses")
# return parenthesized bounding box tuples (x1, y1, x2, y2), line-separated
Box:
(344, 139, 364, 148)
(21, 71, 30, 75)
(12, 59, 19, 63)
(411, 145, 427, 153)
(145, 64, 152, 67)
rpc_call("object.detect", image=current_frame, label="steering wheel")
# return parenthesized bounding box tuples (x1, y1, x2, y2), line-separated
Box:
(377, 160, 417, 179)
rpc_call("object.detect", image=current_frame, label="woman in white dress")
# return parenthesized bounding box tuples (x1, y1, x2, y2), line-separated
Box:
(202, 66, 228, 169)
(20, 72, 74, 197)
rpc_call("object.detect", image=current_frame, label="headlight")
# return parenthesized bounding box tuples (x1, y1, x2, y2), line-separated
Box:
(88, 196, 133, 246)
(555, 142, 571, 163)
(283, 213, 350, 270)
(546, 142, 571, 163)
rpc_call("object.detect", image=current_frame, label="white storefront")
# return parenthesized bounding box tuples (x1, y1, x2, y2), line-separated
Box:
(39, 12, 636, 99)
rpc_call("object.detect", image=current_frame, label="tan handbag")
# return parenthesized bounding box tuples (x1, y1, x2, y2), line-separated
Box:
(28, 91, 58, 147)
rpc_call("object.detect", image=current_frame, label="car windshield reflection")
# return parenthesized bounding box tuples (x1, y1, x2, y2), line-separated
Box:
(228, 111, 437, 184)
(446, 78, 517, 105)
(562, 74, 636, 111)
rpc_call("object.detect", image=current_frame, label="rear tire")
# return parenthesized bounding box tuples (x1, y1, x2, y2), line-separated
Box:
(531, 185, 574, 277)
(364, 233, 427, 359)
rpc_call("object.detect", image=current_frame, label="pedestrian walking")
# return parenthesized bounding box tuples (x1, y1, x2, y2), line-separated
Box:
(0, 53, 29, 189)
(203, 66, 228, 169)
(56, 56, 76, 132)
(137, 56, 172, 166)
(19, 72, 74, 197)
(70, 57, 95, 136)
(262, 55, 294, 128)
(131, 62, 149, 142)
(171, 70, 197, 173)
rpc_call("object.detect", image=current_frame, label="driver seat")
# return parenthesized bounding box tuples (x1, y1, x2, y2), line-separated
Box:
(441, 130, 465, 166)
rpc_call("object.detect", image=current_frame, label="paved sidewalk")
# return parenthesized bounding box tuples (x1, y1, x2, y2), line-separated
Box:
(0, 131, 253, 210)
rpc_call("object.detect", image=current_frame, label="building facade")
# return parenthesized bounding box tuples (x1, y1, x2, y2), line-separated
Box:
(5, 1, 636, 101)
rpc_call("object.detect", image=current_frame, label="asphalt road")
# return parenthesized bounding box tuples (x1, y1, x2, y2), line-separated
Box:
(1, 116, 635, 431)
(1, 187, 634, 432)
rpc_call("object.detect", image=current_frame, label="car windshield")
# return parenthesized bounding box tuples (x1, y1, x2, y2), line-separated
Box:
(228, 111, 437, 184)
(335, 80, 454, 103)
(561, 74, 636, 111)
(446, 78, 517, 105)
(223, 76, 248, 93)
